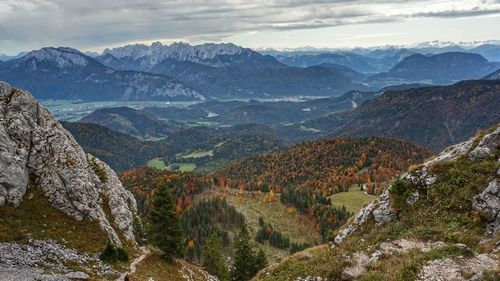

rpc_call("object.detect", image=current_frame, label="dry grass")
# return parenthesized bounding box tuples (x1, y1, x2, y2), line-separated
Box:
(222, 191, 321, 262)
(130, 247, 210, 281)
(253, 245, 344, 281)
(0, 185, 107, 253)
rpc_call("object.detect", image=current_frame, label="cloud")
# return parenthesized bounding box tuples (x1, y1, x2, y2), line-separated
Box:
(0, 0, 499, 51)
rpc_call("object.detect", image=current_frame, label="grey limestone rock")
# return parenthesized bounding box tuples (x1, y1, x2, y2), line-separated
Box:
(473, 180, 500, 233)
(0, 81, 137, 246)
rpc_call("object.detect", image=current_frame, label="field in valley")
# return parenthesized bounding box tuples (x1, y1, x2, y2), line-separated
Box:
(147, 158, 167, 169)
(329, 184, 374, 214)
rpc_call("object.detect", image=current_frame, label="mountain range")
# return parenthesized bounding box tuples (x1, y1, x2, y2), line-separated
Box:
(2, 42, 500, 102)
(97, 42, 366, 98)
(291, 79, 500, 152)
(0, 47, 204, 101)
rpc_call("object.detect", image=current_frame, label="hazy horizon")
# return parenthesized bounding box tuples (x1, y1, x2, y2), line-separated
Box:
(1, 0, 500, 55)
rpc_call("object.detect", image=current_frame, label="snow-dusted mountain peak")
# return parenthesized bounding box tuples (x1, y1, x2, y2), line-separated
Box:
(102, 41, 245, 62)
(19, 47, 89, 68)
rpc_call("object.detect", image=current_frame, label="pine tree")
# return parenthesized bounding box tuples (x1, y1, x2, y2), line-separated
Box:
(231, 226, 255, 281)
(202, 233, 229, 281)
(147, 182, 184, 260)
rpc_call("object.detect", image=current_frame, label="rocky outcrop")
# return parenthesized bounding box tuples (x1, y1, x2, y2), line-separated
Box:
(342, 239, 447, 279)
(418, 253, 498, 281)
(473, 179, 500, 234)
(0, 81, 137, 246)
(0, 239, 114, 281)
(469, 127, 500, 160)
(334, 188, 396, 244)
(334, 125, 500, 245)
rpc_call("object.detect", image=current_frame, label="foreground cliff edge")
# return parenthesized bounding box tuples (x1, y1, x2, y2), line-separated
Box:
(0, 82, 216, 281)
(255, 125, 499, 281)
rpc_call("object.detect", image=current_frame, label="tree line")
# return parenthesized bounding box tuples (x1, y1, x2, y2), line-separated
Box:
(255, 217, 311, 253)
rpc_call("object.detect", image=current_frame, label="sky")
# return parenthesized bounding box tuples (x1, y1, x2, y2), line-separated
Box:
(1, 0, 500, 55)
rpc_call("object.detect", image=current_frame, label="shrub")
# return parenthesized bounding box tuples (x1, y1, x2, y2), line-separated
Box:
(88, 156, 108, 182)
(99, 240, 129, 262)
(389, 178, 413, 210)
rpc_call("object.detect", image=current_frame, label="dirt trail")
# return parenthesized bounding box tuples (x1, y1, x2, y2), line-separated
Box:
(116, 246, 150, 281)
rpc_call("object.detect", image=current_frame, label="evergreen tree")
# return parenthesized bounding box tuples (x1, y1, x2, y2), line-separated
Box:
(252, 248, 268, 274)
(232, 226, 256, 281)
(202, 233, 229, 281)
(147, 182, 184, 260)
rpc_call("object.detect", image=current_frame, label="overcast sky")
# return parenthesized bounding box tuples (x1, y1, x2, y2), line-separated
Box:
(1, 0, 500, 54)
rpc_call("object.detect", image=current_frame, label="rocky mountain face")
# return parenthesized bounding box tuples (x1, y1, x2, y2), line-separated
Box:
(0, 81, 143, 279)
(257, 125, 500, 281)
(0, 47, 204, 101)
(335, 126, 500, 278)
(0, 81, 138, 245)
(101, 41, 282, 70)
(0, 83, 221, 281)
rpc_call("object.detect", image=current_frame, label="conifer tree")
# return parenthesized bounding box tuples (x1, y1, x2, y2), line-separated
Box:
(232, 226, 255, 281)
(252, 248, 268, 274)
(147, 182, 183, 260)
(202, 233, 229, 281)
(232, 226, 268, 281)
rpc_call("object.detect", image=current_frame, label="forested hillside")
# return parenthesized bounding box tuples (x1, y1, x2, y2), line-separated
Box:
(218, 136, 431, 193)
(255, 126, 500, 281)
(62, 121, 162, 172)
(80, 106, 181, 139)
(333, 80, 500, 152)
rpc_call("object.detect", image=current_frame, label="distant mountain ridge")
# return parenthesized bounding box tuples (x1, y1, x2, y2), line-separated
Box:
(98, 42, 365, 98)
(304, 79, 500, 152)
(0, 47, 204, 101)
(80, 106, 181, 139)
(3, 42, 500, 102)
(371, 52, 499, 85)
(101, 41, 283, 70)
(484, 68, 500, 79)
(61, 121, 161, 172)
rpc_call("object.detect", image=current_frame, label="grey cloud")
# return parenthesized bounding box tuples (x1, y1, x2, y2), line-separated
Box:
(0, 0, 499, 51)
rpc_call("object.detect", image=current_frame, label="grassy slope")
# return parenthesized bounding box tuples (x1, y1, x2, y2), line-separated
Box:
(130, 248, 212, 281)
(201, 190, 322, 263)
(330, 185, 374, 214)
(0, 186, 108, 253)
(147, 158, 167, 169)
(254, 132, 500, 281)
